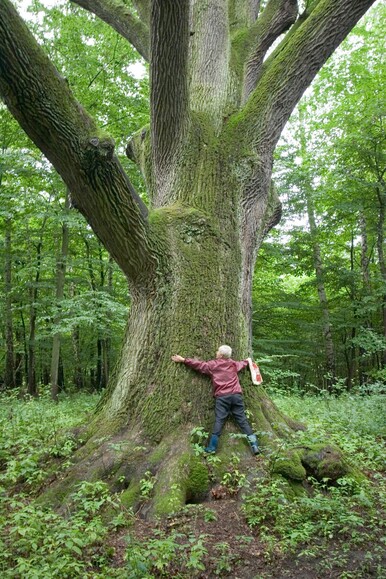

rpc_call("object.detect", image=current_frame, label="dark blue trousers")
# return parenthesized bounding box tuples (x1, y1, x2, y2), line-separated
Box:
(212, 394, 253, 437)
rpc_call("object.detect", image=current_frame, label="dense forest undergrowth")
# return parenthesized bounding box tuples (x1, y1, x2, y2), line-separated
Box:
(0, 387, 385, 578)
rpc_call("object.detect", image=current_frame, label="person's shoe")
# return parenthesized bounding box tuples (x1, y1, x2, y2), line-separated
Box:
(247, 434, 259, 455)
(204, 434, 219, 454)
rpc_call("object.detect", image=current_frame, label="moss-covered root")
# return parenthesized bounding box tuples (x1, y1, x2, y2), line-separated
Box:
(151, 435, 210, 517)
(38, 427, 151, 510)
(301, 443, 364, 483)
(271, 443, 364, 486)
(270, 448, 307, 481)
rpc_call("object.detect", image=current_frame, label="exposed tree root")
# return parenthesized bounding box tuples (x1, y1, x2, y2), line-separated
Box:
(36, 401, 363, 521)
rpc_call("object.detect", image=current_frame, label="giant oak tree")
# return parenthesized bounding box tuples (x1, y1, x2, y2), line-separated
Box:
(0, 0, 375, 514)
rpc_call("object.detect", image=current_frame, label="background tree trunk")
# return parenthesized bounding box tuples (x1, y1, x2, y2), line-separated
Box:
(27, 238, 44, 397)
(4, 218, 16, 389)
(376, 184, 386, 366)
(51, 191, 70, 402)
(306, 194, 336, 389)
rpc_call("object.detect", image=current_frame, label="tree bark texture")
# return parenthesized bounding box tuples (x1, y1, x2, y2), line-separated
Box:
(0, 0, 374, 512)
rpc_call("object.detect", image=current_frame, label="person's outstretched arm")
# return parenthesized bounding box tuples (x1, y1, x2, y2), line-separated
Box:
(235, 359, 249, 372)
(171, 354, 211, 375)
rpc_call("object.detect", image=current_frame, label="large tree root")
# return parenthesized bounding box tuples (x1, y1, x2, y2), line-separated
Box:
(37, 407, 363, 520)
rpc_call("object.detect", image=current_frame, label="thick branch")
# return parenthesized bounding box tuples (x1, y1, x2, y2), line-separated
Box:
(189, 0, 229, 130)
(70, 0, 150, 61)
(133, 0, 150, 25)
(150, 0, 189, 195)
(250, 0, 261, 21)
(238, 0, 376, 153)
(228, 0, 260, 29)
(0, 0, 155, 286)
(242, 0, 298, 102)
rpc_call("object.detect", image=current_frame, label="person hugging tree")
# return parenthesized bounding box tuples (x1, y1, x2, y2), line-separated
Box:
(172, 345, 259, 455)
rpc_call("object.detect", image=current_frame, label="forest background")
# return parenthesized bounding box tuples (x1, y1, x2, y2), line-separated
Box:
(1, 0, 385, 398)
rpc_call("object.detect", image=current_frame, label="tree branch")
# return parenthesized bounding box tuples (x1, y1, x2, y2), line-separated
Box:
(150, 0, 189, 198)
(228, 0, 260, 29)
(0, 0, 155, 286)
(238, 0, 377, 153)
(70, 0, 150, 61)
(250, 0, 261, 21)
(133, 0, 150, 26)
(242, 0, 298, 102)
(189, 1, 231, 133)
(234, 0, 375, 283)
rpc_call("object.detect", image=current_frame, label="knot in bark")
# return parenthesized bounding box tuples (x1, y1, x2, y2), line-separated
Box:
(87, 136, 115, 160)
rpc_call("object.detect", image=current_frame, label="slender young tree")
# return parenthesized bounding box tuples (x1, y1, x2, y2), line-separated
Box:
(51, 190, 70, 402)
(27, 219, 47, 397)
(3, 217, 16, 389)
(0, 0, 375, 513)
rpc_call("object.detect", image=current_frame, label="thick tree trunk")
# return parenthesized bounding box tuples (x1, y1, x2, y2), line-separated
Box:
(47, 239, 304, 516)
(44, 181, 356, 516)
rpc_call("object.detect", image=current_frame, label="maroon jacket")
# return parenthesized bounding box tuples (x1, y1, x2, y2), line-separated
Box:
(184, 357, 249, 397)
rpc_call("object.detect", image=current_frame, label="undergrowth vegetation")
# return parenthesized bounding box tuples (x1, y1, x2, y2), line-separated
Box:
(0, 388, 385, 577)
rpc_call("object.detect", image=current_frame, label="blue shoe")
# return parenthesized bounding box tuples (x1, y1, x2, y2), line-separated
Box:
(247, 434, 259, 455)
(204, 434, 219, 453)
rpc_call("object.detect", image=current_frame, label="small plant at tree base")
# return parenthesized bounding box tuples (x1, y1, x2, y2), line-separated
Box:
(221, 468, 247, 494)
(124, 532, 209, 577)
(185, 535, 208, 573)
(190, 426, 209, 456)
(49, 434, 78, 458)
(139, 471, 156, 499)
(221, 452, 248, 494)
(205, 453, 221, 466)
(73, 480, 120, 516)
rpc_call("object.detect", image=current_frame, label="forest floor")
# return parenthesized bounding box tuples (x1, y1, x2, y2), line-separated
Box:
(105, 455, 386, 578)
(0, 390, 385, 578)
